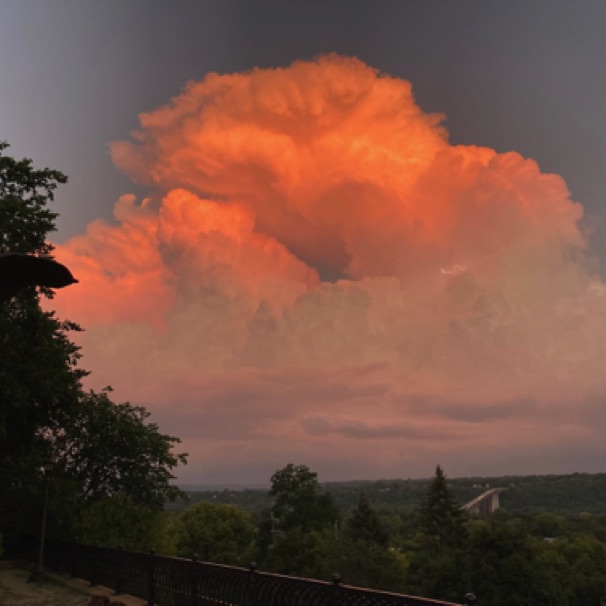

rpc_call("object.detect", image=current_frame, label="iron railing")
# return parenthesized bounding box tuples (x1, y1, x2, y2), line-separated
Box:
(24, 538, 472, 606)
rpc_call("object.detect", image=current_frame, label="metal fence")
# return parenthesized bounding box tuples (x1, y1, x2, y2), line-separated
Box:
(25, 538, 471, 606)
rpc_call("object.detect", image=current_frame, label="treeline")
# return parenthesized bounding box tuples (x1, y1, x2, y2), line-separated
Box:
(173, 471, 606, 516)
(71, 463, 606, 605)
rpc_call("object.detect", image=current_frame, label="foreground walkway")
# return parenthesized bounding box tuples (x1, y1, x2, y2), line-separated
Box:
(0, 561, 145, 606)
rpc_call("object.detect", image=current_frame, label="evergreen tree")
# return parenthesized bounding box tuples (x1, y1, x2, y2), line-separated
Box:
(335, 490, 410, 592)
(346, 490, 389, 546)
(418, 465, 465, 548)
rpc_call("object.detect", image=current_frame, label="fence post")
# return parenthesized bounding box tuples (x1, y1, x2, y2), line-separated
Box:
(247, 561, 258, 606)
(190, 554, 199, 606)
(90, 542, 99, 587)
(115, 544, 124, 596)
(148, 549, 156, 606)
(69, 541, 77, 578)
(331, 573, 342, 605)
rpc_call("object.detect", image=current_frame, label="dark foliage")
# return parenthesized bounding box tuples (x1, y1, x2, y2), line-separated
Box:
(417, 465, 466, 549)
(346, 490, 389, 546)
(0, 142, 186, 544)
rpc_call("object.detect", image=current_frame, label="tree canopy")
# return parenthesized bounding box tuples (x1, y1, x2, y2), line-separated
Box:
(0, 141, 64, 255)
(1, 144, 84, 515)
(47, 389, 187, 507)
(170, 501, 256, 565)
(0, 142, 187, 542)
(346, 490, 389, 546)
(269, 463, 340, 534)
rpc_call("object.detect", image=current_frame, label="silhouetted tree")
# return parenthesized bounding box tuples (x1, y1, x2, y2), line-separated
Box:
(0, 142, 186, 543)
(418, 465, 465, 548)
(47, 389, 187, 507)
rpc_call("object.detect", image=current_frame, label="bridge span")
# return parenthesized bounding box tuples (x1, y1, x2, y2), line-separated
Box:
(462, 487, 506, 516)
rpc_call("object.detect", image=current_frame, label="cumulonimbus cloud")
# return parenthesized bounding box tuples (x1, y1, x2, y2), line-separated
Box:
(51, 54, 606, 482)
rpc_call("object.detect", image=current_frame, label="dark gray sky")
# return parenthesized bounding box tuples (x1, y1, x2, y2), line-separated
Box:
(2, 1, 605, 258)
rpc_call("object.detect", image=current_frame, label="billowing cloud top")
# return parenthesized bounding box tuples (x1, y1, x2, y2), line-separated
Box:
(52, 55, 606, 482)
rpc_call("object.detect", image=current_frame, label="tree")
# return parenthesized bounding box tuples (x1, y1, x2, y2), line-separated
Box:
(554, 534, 606, 605)
(461, 518, 567, 606)
(346, 491, 389, 546)
(170, 502, 256, 565)
(1, 142, 86, 539)
(77, 493, 175, 554)
(46, 388, 187, 507)
(417, 465, 465, 549)
(0, 141, 65, 256)
(260, 527, 335, 579)
(328, 491, 409, 592)
(0, 142, 187, 543)
(331, 536, 410, 593)
(257, 464, 340, 574)
(269, 463, 340, 534)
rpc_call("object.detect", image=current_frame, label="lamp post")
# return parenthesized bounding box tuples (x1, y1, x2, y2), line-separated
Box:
(28, 459, 54, 583)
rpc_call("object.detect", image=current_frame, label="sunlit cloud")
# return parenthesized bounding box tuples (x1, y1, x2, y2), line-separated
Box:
(50, 55, 606, 482)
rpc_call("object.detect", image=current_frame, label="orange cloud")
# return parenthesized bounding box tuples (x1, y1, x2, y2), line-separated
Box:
(50, 55, 606, 482)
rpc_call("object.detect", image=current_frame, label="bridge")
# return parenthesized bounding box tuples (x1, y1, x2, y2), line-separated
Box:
(462, 488, 506, 516)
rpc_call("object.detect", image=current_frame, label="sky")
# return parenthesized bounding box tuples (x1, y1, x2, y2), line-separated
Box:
(2, 1, 606, 485)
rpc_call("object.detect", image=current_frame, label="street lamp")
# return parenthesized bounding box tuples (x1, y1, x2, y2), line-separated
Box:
(28, 459, 55, 583)
(0, 253, 77, 302)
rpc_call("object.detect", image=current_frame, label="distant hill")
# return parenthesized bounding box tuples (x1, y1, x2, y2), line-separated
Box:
(178, 483, 268, 492)
(171, 472, 606, 515)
